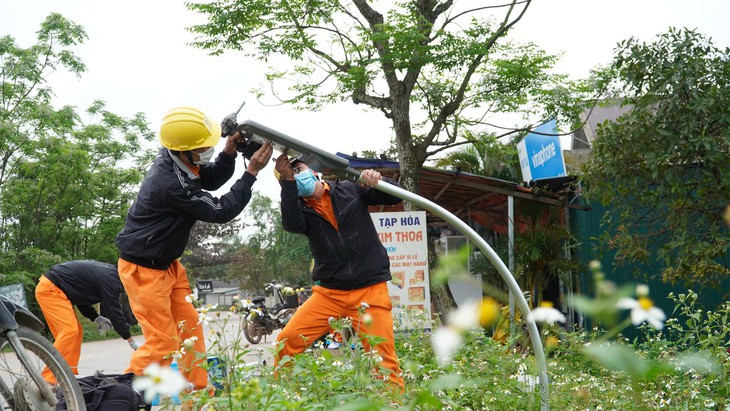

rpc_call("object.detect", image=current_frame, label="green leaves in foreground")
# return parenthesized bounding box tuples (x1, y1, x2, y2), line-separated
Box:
(331, 374, 474, 411)
(583, 342, 719, 380)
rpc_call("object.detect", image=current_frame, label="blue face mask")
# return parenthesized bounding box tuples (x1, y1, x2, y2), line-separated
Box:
(294, 170, 317, 197)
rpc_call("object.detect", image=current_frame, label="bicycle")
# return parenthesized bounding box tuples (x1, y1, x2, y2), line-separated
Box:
(0, 295, 85, 410)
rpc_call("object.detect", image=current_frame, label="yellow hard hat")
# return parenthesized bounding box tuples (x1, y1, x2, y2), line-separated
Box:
(159, 107, 221, 151)
(273, 167, 281, 181)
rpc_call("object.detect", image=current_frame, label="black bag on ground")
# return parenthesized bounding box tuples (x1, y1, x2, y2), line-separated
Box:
(55, 371, 150, 411)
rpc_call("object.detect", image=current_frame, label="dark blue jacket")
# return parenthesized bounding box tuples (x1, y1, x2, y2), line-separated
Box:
(280, 177, 402, 290)
(44, 260, 132, 339)
(115, 148, 256, 268)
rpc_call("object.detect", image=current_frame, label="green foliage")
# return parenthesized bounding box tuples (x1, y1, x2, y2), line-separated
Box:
(188, 262, 728, 410)
(431, 129, 521, 181)
(179, 302, 730, 410)
(0, 248, 62, 318)
(0, 13, 87, 189)
(469, 202, 583, 307)
(0, 102, 152, 262)
(581, 28, 730, 288)
(664, 289, 730, 354)
(225, 193, 311, 292)
(0, 14, 154, 321)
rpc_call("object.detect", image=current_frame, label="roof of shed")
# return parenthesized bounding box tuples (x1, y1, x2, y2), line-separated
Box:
(336, 153, 583, 234)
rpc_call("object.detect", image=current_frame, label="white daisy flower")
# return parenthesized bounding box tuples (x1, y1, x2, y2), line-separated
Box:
(616, 296, 666, 330)
(431, 327, 463, 366)
(528, 302, 567, 325)
(132, 363, 187, 404)
(447, 299, 480, 331)
(182, 336, 198, 349)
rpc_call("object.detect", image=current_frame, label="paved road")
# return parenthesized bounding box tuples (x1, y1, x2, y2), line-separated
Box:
(78, 313, 279, 376)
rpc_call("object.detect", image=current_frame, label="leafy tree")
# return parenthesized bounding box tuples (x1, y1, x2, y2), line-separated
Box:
(186, 0, 578, 316)
(186, 0, 574, 196)
(0, 15, 154, 295)
(581, 28, 730, 289)
(182, 219, 245, 277)
(0, 13, 87, 190)
(432, 130, 520, 181)
(227, 193, 311, 292)
(0, 101, 153, 262)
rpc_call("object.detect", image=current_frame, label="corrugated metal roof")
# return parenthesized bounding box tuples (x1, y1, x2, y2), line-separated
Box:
(336, 153, 585, 234)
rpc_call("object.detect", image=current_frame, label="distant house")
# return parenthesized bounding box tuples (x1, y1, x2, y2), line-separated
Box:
(195, 279, 240, 307)
(563, 102, 633, 171)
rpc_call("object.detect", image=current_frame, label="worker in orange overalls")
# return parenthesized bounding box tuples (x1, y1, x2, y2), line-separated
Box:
(35, 260, 139, 384)
(114, 107, 272, 390)
(274, 155, 404, 387)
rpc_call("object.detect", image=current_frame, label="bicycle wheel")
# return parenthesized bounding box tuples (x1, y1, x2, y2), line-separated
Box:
(0, 326, 85, 411)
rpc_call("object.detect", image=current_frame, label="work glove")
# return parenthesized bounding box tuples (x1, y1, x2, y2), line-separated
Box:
(94, 316, 113, 335)
(128, 337, 141, 351)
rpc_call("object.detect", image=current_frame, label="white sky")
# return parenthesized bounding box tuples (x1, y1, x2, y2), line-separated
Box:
(2, 0, 729, 204)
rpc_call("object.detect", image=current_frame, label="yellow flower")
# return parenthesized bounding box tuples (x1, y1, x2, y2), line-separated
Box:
(545, 335, 560, 348)
(479, 297, 500, 327)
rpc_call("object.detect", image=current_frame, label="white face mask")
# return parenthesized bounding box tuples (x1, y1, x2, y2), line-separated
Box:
(194, 147, 216, 165)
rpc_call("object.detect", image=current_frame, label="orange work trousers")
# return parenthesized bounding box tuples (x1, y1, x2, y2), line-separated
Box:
(35, 275, 82, 384)
(118, 259, 207, 389)
(276, 281, 404, 387)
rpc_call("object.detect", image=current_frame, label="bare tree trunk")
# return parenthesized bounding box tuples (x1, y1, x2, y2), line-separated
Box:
(391, 84, 456, 321)
(430, 285, 456, 326)
(392, 88, 420, 211)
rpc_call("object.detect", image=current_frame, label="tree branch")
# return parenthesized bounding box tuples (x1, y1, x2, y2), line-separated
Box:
(416, 0, 533, 153)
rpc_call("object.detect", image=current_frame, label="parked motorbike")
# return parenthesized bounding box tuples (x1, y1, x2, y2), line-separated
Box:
(0, 295, 85, 410)
(241, 282, 299, 344)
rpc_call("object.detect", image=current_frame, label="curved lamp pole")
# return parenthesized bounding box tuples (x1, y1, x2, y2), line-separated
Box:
(236, 120, 550, 409)
(371, 180, 550, 410)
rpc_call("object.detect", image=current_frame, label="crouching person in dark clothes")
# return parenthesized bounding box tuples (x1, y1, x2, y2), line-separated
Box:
(35, 260, 139, 384)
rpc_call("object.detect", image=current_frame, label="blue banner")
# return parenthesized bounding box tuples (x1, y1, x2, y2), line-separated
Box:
(516, 120, 566, 182)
